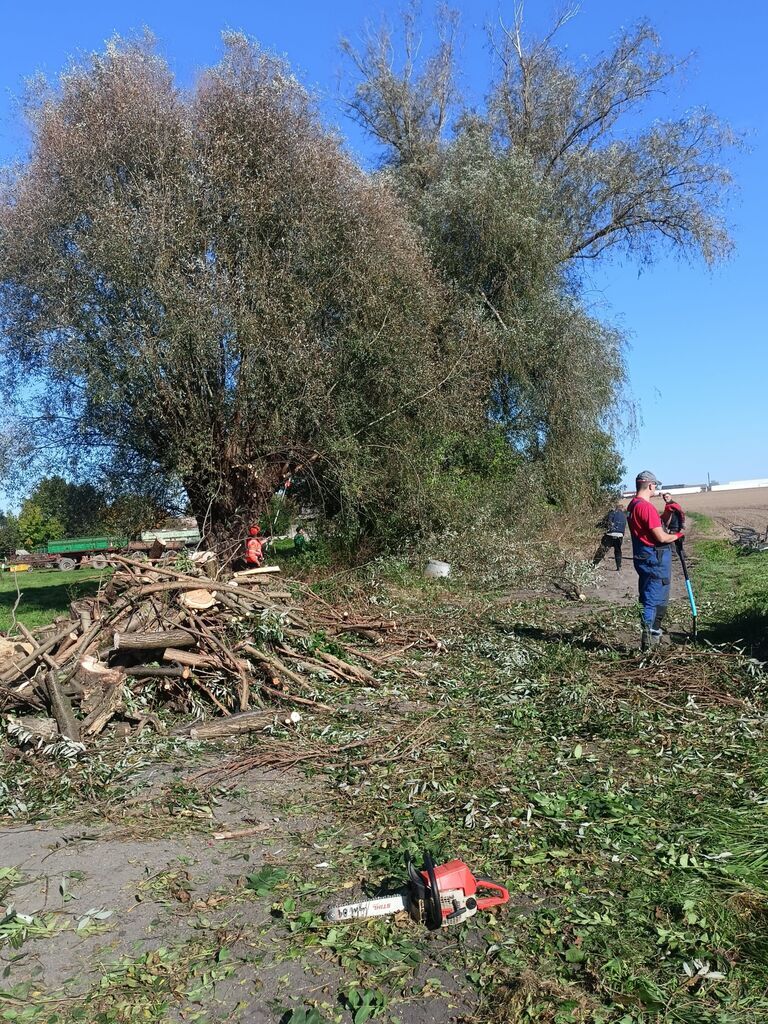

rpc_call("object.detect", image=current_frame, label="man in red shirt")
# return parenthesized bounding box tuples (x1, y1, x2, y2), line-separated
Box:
(627, 471, 685, 651)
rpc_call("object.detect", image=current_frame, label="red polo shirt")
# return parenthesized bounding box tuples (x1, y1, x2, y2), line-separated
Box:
(627, 497, 662, 547)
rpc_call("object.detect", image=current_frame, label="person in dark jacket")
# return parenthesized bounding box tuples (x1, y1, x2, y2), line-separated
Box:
(661, 493, 686, 534)
(594, 503, 627, 571)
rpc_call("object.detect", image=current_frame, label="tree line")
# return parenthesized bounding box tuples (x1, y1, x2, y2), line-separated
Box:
(0, 7, 735, 547)
(0, 477, 172, 552)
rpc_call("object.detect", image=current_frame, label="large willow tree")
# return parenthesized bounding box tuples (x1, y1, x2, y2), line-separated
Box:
(341, 6, 735, 504)
(0, 34, 488, 541)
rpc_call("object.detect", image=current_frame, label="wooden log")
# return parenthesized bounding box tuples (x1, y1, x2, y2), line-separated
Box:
(188, 711, 275, 740)
(81, 683, 123, 736)
(44, 672, 80, 742)
(113, 629, 195, 651)
(162, 648, 216, 669)
(231, 566, 281, 578)
(241, 644, 316, 694)
(60, 600, 130, 677)
(128, 665, 185, 679)
(14, 622, 59, 671)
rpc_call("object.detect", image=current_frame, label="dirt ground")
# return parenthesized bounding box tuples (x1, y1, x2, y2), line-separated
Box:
(0, 764, 344, 1021)
(669, 486, 768, 537)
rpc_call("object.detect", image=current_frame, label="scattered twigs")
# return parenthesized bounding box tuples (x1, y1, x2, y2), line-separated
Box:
(187, 738, 370, 783)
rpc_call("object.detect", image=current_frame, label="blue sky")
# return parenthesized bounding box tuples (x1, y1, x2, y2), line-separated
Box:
(1, 0, 765, 490)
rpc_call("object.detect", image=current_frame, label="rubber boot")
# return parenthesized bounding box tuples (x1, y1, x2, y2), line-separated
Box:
(641, 623, 662, 652)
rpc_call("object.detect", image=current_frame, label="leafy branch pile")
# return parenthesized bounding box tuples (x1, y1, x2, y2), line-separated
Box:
(0, 555, 431, 750)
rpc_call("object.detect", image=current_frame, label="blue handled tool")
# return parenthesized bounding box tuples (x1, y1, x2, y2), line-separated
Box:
(675, 539, 697, 638)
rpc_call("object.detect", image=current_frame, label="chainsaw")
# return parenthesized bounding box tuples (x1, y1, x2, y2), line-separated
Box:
(326, 853, 510, 930)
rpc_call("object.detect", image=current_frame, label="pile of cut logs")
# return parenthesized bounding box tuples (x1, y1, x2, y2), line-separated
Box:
(0, 555, 424, 749)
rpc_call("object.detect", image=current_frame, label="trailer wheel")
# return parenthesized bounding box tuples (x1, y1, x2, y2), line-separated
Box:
(57, 558, 76, 572)
(90, 555, 108, 570)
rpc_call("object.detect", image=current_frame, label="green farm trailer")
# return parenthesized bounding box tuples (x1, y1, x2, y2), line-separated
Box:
(45, 535, 129, 571)
(5, 526, 202, 572)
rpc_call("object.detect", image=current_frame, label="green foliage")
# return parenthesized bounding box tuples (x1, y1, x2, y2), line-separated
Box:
(0, 511, 20, 556)
(245, 865, 288, 897)
(344, 986, 387, 1023)
(28, 476, 105, 536)
(15, 502, 64, 549)
(283, 1009, 328, 1024)
(0, 12, 735, 550)
(0, 34, 484, 547)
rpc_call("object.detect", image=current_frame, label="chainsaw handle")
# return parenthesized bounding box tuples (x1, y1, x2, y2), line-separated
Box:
(473, 879, 510, 909)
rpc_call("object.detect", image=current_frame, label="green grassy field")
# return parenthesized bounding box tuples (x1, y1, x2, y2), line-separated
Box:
(692, 534, 768, 659)
(0, 568, 111, 632)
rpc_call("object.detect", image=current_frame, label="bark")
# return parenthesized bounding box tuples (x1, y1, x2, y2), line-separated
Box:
(44, 672, 81, 742)
(188, 711, 275, 740)
(162, 648, 216, 669)
(81, 684, 123, 736)
(113, 629, 195, 651)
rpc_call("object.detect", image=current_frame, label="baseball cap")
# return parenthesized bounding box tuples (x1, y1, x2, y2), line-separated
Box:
(635, 470, 661, 486)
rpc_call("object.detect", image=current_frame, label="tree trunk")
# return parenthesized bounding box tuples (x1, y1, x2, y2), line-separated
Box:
(184, 457, 288, 553)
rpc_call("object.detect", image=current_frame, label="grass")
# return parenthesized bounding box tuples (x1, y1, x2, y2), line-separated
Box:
(687, 511, 715, 536)
(692, 538, 768, 658)
(0, 567, 111, 632)
(2, 536, 767, 1022)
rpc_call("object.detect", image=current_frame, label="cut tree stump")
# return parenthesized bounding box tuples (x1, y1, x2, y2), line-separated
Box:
(179, 589, 218, 611)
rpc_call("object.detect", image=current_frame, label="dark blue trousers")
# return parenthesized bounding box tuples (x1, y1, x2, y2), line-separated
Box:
(632, 542, 671, 628)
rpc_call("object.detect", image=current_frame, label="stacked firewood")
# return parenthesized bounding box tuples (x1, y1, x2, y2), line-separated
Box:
(0, 555, 428, 748)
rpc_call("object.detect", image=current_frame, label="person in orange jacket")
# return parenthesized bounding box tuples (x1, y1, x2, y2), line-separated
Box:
(244, 525, 264, 567)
